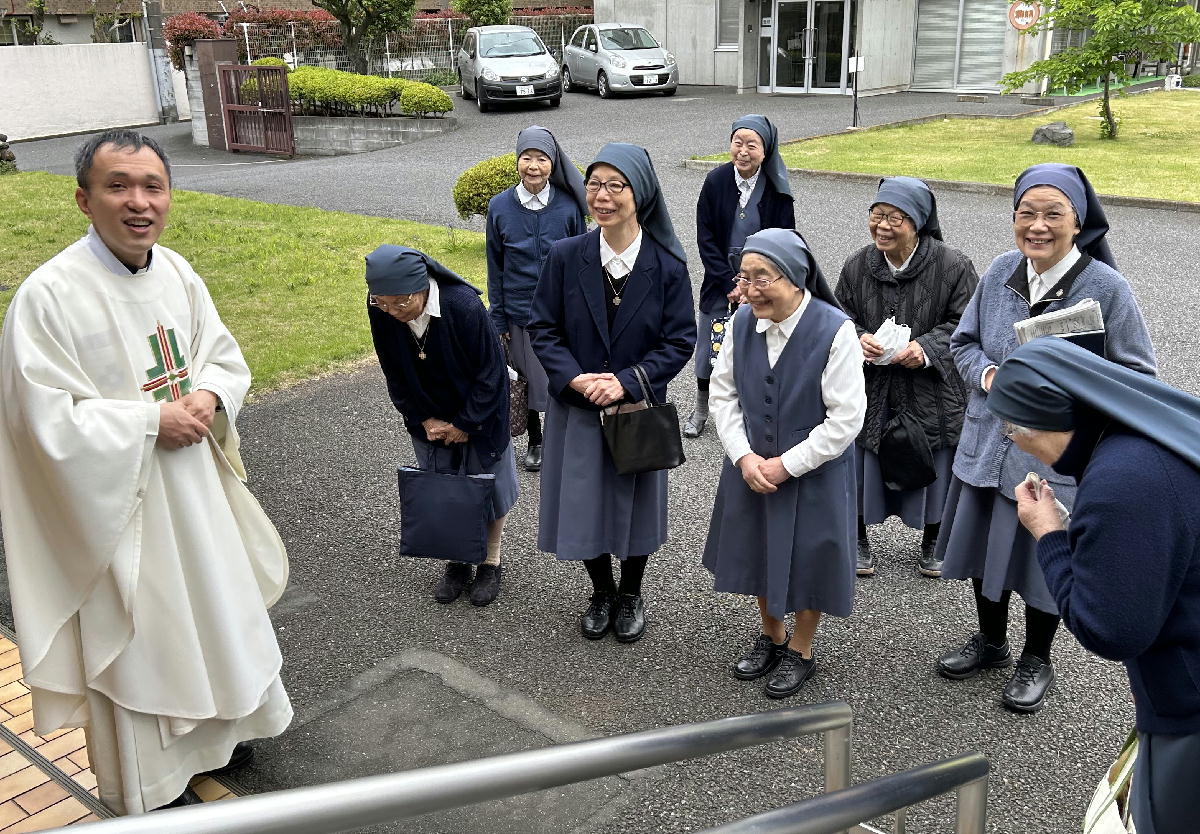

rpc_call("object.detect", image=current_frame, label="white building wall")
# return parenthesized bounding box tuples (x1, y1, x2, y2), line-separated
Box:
(42, 17, 95, 45)
(1, 43, 162, 140)
(593, 0, 739, 86)
(856, 0, 917, 94)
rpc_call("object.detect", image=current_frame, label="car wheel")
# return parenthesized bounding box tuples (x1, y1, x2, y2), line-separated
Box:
(661, 87, 677, 97)
(458, 72, 471, 99)
(562, 66, 576, 92)
(476, 81, 490, 112)
(597, 71, 611, 99)
(549, 95, 561, 108)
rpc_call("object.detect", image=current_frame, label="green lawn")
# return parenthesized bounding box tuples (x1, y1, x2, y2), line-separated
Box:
(0, 172, 487, 391)
(715, 91, 1200, 203)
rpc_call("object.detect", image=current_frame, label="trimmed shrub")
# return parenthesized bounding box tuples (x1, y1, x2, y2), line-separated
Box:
(252, 56, 288, 67)
(453, 154, 519, 219)
(1183, 73, 1200, 88)
(399, 82, 454, 117)
(163, 12, 222, 71)
(453, 0, 511, 26)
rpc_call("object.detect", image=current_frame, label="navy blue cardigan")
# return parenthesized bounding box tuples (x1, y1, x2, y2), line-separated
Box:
(527, 228, 695, 410)
(696, 161, 795, 314)
(1039, 427, 1200, 734)
(485, 186, 586, 332)
(369, 281, 510, 462)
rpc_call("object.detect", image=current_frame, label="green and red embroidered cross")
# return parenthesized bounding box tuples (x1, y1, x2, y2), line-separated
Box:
(142, 322, 192, 402)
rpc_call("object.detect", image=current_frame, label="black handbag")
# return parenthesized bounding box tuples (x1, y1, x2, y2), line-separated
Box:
(398, 444, 494, 564)
(600, 364, 686, 476)
(876, 375, 936, 492)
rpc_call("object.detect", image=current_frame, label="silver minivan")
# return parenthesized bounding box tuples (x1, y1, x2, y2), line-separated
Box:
(457, 25, 563, 112)
(562, 23, 678, 98)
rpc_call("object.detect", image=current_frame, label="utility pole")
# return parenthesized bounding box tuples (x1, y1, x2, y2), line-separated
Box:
(142, 0, 179, 123)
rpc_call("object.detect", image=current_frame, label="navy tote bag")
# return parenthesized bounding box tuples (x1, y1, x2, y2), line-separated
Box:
(398, 444, 494, 564)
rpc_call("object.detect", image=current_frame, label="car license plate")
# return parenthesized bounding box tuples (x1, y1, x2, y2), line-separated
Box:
(642, 74, 660, 85)
(516, 85, 534, 96)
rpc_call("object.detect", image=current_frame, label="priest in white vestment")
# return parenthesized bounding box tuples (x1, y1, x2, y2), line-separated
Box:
(0, 130, 292, 813)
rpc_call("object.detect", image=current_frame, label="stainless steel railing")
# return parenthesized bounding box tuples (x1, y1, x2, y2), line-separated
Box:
(55, 702, 854, 834)
(695, 751, 990, 834)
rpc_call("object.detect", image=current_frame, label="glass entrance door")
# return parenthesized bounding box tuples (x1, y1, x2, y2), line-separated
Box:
(759, 0, 851, 93)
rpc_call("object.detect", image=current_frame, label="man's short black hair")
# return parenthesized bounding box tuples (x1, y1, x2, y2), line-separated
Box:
(74, 130, 172, 190)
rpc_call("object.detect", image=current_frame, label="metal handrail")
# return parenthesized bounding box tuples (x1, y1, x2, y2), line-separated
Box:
(695, 752, 989, 834)
(56, 702, 853, 834)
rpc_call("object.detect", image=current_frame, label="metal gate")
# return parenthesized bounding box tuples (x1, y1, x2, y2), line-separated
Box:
(218, 64, 295, 156)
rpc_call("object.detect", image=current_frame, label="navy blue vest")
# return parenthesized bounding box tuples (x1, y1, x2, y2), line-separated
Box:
(732, 297, 850, 468)
(727, 175, 766, 261)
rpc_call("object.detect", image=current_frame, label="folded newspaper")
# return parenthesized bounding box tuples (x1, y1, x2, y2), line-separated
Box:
(1014, 298, 1104, 345)
(871, 316, 911, 365)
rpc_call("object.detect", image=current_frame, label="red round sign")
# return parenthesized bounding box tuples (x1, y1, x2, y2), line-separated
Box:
(1009, 1, 1041, 30)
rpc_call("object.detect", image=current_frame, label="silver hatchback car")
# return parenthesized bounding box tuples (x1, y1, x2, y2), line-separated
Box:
(562, 23, 678, 98)
(457, 25, 563, 112)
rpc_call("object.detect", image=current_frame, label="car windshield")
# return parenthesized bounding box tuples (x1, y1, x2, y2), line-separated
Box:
(598, 28, 658, 50)
(480, 32, 546, 58)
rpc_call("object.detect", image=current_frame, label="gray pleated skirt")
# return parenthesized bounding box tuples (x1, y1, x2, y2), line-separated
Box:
(935, 477, 1057, 614)
(855, 444, 956, 530)
(1131, 731, 1200, 834)
(508, 324, 550, 413)
(410, 436, 520, 523)
(537, 398, 669, 560)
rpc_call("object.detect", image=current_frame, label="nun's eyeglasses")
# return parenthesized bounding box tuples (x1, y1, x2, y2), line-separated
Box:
(369, 294, 418, 312)
(868, 210, 909, 227)
(585, 178, 630, 195)
(1014, 209, 1071, 226)
(734, 273, 785, 290)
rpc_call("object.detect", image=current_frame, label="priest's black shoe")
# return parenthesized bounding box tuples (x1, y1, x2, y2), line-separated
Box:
(764, 648, 815, 699)
(469, 564, 502, 606)
(917, 540, 943, 577)
(523, 444, 543, 472)
(682, 410, 705, 438)
(581, 593, 614, 639)
(937, 632, 1013, 679)
(613, 593, 646, 643)
(855, 536, 874, 577)
(732, 633, 788, 680)
(204, 741, 254, 776)
(154, 786, 203, 810)
(434, 562, 473, 603)
(1001, 653, 1056, 713)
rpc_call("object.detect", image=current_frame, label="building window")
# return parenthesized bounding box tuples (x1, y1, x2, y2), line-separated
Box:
(717, 0, 740, 48)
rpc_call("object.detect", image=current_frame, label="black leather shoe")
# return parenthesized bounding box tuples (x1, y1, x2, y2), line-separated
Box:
(764, 648, 815, 698)
(523, 444, 543, 472)
(581, 593, 614, 639)
(918, 540, 943, 577)
(204, 741, 253, 776)
(1002, 653, 1056, 713)
(469, 564, 502, 606)
(434, 562, 473, 604)
(613, 593, 646, 643)
(855, 537, 874, 577)
(937, 632, 1013, 680)
(682, 410, 706, 438)
(154, 786, 203, 810)
(732, 633, 788, 681)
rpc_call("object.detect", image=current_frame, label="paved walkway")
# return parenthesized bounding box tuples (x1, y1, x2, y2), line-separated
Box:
(6, 86, 1200, 833)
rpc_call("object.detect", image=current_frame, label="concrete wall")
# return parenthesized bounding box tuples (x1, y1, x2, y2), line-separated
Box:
(1, 43, 166, 140)
(42, 17, 95, 45)
(856, 0, 917, 94)
(292, 115, 458, 156)
(592, 0, 738, 86)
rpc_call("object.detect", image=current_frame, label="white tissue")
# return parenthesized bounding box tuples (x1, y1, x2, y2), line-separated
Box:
(871, 316, 911, 365)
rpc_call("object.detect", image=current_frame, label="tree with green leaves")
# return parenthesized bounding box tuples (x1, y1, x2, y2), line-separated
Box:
(453, 0, 512, 27)
(311, 0, 417, 74)
(1001, 0, 1200, 140)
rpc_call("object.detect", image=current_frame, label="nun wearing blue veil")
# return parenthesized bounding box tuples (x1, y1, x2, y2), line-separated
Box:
(485, 126, 587, 473)
(686, 115, 796, 439)
(992, 338, 1200, 834)
(834, 176, 979, 579)
(527, 143, 695, 645)
(934, 163, 1157, 714)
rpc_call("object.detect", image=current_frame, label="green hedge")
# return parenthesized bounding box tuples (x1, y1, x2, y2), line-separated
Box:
(453, 154, 519, 219)
(1183, 73, 1200, 88)
(399, 83, 454, 117)
(286, 67, 451, 118)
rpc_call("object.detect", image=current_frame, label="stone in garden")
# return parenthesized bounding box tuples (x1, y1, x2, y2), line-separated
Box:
(1032, 122, 1075, 146)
